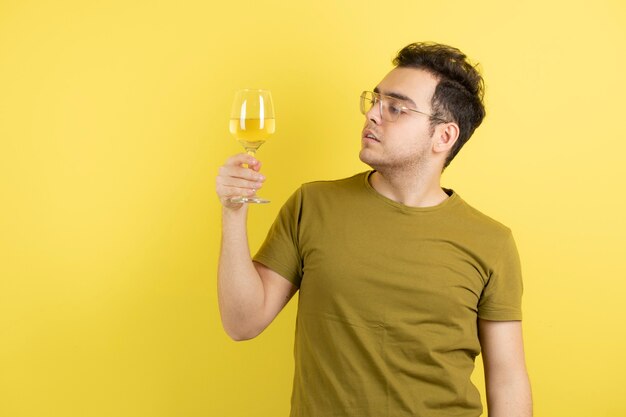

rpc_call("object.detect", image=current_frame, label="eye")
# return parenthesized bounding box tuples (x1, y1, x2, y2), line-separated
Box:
(388, 102, 403, 115)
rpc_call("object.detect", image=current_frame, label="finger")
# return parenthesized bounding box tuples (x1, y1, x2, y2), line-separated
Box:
(217, 186, 257, 201)
(216, 175, 264, 191)
(226, 153, 261, 169)
(218, 165, 265, 183)
(248, 158, 262, 172)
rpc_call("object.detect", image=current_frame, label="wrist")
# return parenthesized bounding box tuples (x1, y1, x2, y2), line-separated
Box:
(222, 203, 248, 220)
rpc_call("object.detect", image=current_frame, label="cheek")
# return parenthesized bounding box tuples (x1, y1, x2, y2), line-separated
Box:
(389, 125, 422, 146)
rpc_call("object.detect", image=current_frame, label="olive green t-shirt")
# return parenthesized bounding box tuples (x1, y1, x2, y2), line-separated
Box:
(254, 171, 523, 417)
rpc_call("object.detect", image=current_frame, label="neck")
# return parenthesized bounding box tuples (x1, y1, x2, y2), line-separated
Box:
(369, 165, 448, 208)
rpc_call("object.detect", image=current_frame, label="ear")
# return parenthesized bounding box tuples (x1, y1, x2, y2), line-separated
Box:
(433, 122, 460, 155)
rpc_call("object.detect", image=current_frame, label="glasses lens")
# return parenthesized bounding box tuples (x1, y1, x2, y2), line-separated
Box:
(381, 97, 404, 122)
(360, 92, 405, 122)
(360, 92, 375, 115)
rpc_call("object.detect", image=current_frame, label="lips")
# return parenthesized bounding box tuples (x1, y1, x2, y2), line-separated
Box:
(362, 129, 380, 142)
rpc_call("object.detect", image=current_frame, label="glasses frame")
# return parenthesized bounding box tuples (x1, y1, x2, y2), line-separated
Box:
(360, 90, 448, 124)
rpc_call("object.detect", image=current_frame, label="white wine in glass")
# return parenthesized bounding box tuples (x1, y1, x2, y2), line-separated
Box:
(229, 89, 275, 204)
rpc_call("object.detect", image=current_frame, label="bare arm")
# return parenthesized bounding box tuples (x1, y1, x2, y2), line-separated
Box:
(478, 319, 533, 417)
(216, 154, 298, 341)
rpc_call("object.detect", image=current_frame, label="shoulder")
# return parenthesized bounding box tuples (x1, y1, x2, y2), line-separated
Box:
(449, 195, 521, 280)
(452, 193, 514, 241)
(280, 171, 371, 217)
(299, 171, 369, 198)
(278, 171, 369, 212)
(301, 171, 368, 190)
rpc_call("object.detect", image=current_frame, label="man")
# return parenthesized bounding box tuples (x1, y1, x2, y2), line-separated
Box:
(216, 42, 532, 417)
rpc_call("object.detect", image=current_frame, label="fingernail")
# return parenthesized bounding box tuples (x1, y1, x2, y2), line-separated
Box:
(258, 174, 265, 181)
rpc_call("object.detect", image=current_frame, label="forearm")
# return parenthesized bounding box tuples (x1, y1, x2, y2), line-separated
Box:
(485, 370, 532, 417)
(217, 206, 265, 340)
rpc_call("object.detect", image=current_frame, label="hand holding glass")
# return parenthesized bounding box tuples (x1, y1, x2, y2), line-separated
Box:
(229, 89, 275, 204)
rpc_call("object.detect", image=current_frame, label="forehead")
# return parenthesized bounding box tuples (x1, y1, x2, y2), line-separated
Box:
(375, 67, 439, 107)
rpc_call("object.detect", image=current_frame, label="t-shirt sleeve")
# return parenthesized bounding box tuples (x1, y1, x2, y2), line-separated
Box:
(477, 230, 524, 321)
(253, 187, 304, 288)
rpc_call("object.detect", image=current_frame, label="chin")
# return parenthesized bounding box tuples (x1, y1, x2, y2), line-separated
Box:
(359, 149, 380, 170)
(358, 149, 370, 164)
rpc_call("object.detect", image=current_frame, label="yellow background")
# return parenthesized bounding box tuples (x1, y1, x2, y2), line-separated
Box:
(1, 0, 624, 416)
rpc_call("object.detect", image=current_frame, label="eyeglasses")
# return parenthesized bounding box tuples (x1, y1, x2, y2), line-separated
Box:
(360, 90, 448, 123)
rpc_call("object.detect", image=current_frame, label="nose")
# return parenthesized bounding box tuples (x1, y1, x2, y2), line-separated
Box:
(365, 100, 382, 125)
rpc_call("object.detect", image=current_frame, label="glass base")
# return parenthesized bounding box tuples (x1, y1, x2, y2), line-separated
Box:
(230, 196, 270, 204)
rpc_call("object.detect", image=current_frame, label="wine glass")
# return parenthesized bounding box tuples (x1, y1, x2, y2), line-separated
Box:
(229, 89, 275, 204)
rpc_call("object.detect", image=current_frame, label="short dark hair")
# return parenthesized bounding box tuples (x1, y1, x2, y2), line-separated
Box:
(393, 42, 486, 169)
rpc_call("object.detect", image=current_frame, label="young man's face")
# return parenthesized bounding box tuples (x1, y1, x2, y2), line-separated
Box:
(359, 67, 441, 172)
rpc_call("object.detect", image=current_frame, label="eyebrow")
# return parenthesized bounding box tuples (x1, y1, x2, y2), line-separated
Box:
(373, 86, 417, 107)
